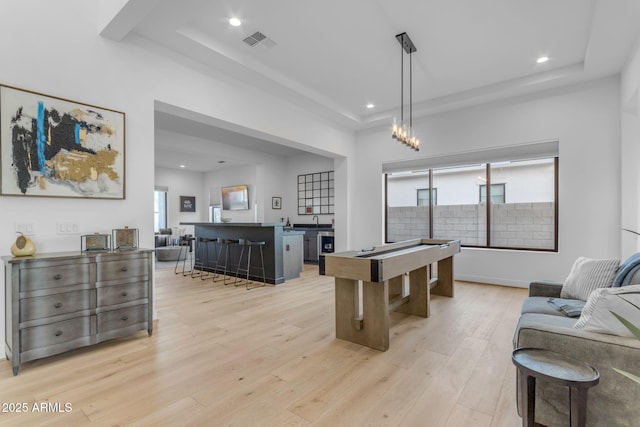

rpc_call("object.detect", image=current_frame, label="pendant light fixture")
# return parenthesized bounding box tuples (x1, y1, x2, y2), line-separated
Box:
(391, 32, 420, 151)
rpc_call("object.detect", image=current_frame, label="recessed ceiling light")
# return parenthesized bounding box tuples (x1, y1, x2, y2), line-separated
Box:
(179, 164, 185, 168)
(536, 56, 549, 64)
(366, 103, 375, 109)
(229, 17, 241, 27)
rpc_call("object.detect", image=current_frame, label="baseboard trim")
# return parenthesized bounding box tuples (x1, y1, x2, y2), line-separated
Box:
(455, 274, 529, 288)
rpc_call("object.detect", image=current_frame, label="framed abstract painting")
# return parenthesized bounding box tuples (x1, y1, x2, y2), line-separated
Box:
(0, 85, 125, 198)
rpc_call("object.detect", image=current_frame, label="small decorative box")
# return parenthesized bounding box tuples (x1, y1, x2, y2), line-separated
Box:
(81, 233, 111, 252)
(112, 227, 138, 250)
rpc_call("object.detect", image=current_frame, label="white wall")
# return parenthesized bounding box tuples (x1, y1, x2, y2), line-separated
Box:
(621, 40, 640, 257)
(154, 167, 206, 236)
(354, 78, 621, 286)
(0, 1, 355, 346)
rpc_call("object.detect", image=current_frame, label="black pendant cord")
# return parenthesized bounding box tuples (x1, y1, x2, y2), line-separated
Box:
(409, 49, 412, 131)
(400, 39, 404, 124)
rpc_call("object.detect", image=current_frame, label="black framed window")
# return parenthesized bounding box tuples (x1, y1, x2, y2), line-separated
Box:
(385, 156, 558, 252)
(297, 171, 334, 215)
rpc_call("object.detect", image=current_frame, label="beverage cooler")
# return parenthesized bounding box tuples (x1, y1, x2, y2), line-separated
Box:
(318, 231, 334, 254)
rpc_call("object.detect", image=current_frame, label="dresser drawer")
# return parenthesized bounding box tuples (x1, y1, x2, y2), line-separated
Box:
(97, 305, 148, 333)
(97, 282, 148, 307)
(20, 290, 92, 322)
(96, 258, 148, 282)
(21, 317, 91, 352)
(19, 264, 90, 292)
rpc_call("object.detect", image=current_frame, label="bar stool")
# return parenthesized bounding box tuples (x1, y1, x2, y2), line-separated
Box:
(191, 237, 216, 279)
(235, 239, 266, 290)
(174, 235, 195, 276)
(200, 238, 220, 281)
(214, 238, 240, 285)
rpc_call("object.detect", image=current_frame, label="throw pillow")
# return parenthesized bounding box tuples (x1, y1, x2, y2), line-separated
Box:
(612, 252, 640, 287)
(560, 257, 619, 301)
(574, 284, 640, 337)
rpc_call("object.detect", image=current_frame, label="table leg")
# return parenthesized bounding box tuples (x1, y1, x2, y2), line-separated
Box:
(334, 278, 390, 351)
(569, 387, 589, 427)
(431, 256, 454, 297)
(395, 266, 429, 317)
(519, 370, 536, 427)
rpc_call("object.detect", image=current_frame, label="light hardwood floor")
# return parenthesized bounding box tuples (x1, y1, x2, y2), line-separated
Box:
(0, 264, 527, 426)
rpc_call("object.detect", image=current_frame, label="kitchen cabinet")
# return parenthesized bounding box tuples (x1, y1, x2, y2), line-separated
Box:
(303, 230, 319, 263)
(283, 232, 304, 279)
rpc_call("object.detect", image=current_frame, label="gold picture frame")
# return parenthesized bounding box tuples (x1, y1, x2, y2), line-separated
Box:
(0, 84, 125, 198)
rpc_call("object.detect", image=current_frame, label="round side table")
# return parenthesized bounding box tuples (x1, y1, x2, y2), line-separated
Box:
(512, 347, 599, 427)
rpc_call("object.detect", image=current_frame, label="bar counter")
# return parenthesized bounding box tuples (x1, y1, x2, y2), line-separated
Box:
(180, 222, 294, 285)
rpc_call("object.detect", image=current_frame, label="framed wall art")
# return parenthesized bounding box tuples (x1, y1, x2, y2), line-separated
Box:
(180, 196, 196, 212)
(272, 196, 282, 210)
(0, 84, 125, 198)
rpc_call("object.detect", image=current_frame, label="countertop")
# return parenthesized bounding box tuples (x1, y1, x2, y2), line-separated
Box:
(285, 224, 334, 232)
(180, 222, 286, 227)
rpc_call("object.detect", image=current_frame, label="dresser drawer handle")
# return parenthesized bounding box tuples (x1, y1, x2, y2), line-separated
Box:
(121, 291, 128, 297)
(54, 303, 62, 309)
(120, 266, 128, 272)
(122, 316, 129, 321)
(54, 274, 62, 280)
(55, 330, 63, 337)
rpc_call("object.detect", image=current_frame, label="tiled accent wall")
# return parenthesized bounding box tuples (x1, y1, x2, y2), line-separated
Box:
(387, 202, 555, 249)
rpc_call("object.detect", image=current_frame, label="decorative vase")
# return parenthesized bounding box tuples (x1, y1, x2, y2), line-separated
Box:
(11, 233, 36, 257)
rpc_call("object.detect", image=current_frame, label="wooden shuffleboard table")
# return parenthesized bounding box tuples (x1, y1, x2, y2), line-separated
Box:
(320, 238, 461, 351)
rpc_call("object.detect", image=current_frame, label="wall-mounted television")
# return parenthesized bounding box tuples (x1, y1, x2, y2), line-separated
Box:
(221, 184, 249, 210)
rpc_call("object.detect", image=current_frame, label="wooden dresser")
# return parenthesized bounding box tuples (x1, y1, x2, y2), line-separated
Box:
(3, 249, 153, 375)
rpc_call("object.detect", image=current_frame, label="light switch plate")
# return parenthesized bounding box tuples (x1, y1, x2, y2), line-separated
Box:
(57, 221, 80, 235)
(15, 222, 35, 235)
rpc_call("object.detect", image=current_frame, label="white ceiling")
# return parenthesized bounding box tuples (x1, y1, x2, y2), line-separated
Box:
(104, 0, 640, 171)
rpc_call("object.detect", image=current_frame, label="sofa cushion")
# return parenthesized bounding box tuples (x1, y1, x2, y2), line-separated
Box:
(560, 256, 619, 300)
(574, 284, 640, 337)
(521, 297, 574, 317)
(512, 313, 579, 347)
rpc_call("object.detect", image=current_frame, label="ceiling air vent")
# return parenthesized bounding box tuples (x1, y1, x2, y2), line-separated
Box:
(242, 31, 271, 47)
